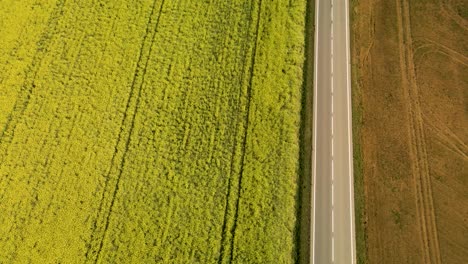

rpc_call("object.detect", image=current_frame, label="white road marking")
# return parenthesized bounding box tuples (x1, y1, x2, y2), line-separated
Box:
(311, 0, 320, 261)
(344, 0, 356, 262)
(331, 179, 334, 207)
(332, 236, 335, 263)
(331, 69, 334, 87)
(331, 1, 335, 262)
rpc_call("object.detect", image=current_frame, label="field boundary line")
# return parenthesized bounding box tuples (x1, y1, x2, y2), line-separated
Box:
(350, 0, 373, 262)
(294, 0, 315, 261)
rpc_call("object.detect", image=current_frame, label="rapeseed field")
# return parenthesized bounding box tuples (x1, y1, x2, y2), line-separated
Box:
(0, 0, 307, 262)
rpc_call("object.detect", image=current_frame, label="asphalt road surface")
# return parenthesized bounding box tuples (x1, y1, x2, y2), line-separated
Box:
(311, 0, 356, 263)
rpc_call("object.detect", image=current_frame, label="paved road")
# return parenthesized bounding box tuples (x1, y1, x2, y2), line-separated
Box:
(311, 0, 356, 263)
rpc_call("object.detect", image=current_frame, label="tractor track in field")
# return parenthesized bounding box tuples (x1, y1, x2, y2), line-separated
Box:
(396, 0, 442, 263)
(412, 38, 468, 159)
(0, 0, 65, 160)
(217, 1, 263, 263)
(423, 113, 468, 160)
(227, 0, 262, 260)
(85, 0, 166, 261)
(217, 1, 254, 263)
(440, 0, 468, 31)
(414, 38, 468, 67)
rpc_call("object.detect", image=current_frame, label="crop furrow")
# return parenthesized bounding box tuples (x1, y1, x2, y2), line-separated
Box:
(228, 1, 264, 262)
(0, 0, 65, 154)
(85, 0, 166, 262)
(0, 1, 65, 208)
(216, 2, 256, 263)
(217, 1, 264, 262)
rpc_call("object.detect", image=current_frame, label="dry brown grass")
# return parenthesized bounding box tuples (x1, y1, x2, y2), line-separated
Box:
(351, 0, 467, 263)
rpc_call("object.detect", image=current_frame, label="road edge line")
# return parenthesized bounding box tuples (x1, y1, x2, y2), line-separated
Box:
(345, 0, 357, 263)
(311, 0, 320, 262)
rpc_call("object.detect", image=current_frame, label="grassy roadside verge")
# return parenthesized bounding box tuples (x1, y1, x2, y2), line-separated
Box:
(296, 0, 314, 263)
(350, 0, 367, 263)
